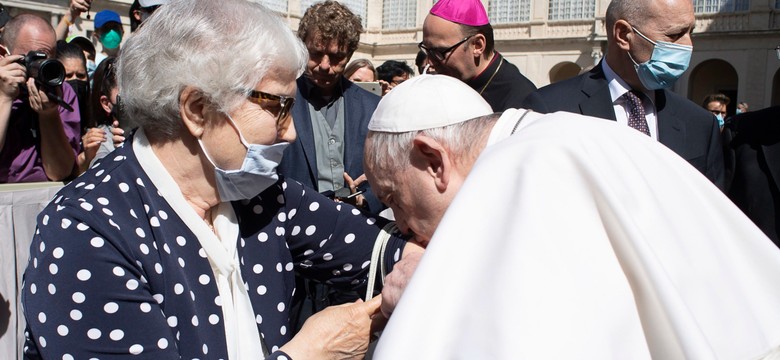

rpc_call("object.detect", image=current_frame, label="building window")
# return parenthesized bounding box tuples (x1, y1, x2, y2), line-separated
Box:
(383, 0, 417, 30)
(693, 0, 750, 13)
(261, 0, 288, 13)
(300, 0, 368, 27)
(547, 0, 595, 21)
(489, 0, 531, 24)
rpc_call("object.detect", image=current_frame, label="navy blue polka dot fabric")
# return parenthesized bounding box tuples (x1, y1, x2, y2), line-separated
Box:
(22, 142, 405, 359)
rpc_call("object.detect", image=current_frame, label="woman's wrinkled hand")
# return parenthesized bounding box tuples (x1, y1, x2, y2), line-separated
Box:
(280, 295, 383, 359)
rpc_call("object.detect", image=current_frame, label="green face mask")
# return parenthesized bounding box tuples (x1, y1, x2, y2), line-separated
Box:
(100, 29, 122, 50)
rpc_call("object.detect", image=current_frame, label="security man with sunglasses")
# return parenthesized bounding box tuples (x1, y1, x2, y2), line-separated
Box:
(420, 0, 536, 111)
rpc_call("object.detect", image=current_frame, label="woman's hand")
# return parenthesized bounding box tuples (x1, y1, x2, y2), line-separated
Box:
(82, 127, 107, 164)
(110, 120, 125, 147)
(280, 296, 383, 359)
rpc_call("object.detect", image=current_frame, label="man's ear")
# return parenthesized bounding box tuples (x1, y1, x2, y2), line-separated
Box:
(411, 134, 452, 193)
(614, 19, 633, 52)
(179, 86, 208, 139)
(471, 33, 487, 59)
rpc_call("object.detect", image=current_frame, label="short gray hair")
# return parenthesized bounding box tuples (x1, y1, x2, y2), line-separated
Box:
(118, 0, 308, 140)
(365, 113, 500, 173)
(1, 14, 54, 53)
(606, 0, 648, 38)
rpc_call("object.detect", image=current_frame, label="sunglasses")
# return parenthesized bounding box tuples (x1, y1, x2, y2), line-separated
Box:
(247, 90, 295, 129)
(418, 35, 474, 62)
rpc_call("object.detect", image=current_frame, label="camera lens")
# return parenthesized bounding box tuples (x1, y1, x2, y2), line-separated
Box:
(35, 59, 65, 87)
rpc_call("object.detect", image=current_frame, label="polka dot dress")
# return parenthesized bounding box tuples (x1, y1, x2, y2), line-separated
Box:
(22, 140, 405, 359)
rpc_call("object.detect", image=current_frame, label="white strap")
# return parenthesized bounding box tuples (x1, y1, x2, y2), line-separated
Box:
(365, 223, 398, 300)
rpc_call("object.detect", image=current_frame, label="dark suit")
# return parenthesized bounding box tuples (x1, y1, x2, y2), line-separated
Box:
(467, 52, 537, 112)
(522, 62, 724, 189)
(723, 106, 780, 245)
(278, 76, 383, 212)
(279, 76, 382, 332)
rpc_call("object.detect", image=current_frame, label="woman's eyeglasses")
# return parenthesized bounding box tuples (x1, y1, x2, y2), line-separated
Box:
(247, 90, 295, 129)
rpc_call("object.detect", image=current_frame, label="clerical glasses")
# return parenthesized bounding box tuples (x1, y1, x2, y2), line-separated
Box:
(247, 90, 295, 129)
(418, 35, 474, 62)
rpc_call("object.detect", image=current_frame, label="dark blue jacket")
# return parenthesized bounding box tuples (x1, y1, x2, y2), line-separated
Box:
(278, 76, 384, 213)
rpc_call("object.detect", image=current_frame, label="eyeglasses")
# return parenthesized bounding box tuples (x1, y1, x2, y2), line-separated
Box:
(247, 90, 295, 129)
(418, 35, 474, 62)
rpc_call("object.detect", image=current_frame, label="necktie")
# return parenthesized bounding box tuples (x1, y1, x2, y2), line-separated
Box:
(623, 91, 650, 136)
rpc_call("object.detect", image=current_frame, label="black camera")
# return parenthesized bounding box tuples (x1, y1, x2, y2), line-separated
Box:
(17, 51, 65, 89)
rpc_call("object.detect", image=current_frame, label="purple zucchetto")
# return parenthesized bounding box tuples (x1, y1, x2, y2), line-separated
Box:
(429, 0, 490, 27)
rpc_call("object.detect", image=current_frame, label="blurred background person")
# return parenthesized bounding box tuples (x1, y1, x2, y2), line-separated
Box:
(702, 93, 729, 129)
(0, 3, 11, 34)
(92, 10, 123, 65)
(67, 36, 97, 79)
(0, 14, 80, 183)
(54, 0, 91, 41)
(74, 57, 120, 175)
(56, 40, 90, 134)
(415, 49, 435, 74)
(377, 60, 413, 95)
(737, 101, 749, 114)
(130, 0, 168, 32)
(344, 58, 377, 82)
(723, 105, 780, 245)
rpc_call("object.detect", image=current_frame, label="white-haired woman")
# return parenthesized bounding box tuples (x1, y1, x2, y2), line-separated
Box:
(22, 0, 418, 358)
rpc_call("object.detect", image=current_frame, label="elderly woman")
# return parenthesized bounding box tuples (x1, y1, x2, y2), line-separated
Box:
(22, 0, 416, 359)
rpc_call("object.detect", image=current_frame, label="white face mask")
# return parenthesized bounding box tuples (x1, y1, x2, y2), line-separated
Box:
(198, 114, 289, 202)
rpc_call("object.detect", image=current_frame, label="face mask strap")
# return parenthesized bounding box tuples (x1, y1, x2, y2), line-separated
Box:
(197, 138, 220, 170)
(631, 26, 657, 46)
(224, 114, 251, 149)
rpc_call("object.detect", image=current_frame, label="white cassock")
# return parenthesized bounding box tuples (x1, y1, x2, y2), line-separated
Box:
(374, 110, 780, 359)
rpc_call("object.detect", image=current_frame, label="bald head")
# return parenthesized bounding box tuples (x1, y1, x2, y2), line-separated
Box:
(606, 0, 693, 40)
(604, 0, 694, 91)
(2, 14, 56, 57)
(605, 0, 650, 40)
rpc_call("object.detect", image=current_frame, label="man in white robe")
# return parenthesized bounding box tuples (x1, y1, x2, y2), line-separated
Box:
(365, 75, 780, 359)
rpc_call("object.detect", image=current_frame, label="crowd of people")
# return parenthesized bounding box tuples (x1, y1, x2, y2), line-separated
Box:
(2, 0, 779, 358)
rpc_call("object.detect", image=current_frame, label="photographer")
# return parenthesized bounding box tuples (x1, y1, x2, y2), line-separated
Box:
(0, 14, 80, 183)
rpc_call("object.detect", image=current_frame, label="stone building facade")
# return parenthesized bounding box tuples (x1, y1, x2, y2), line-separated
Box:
(6, 0, 780, 111)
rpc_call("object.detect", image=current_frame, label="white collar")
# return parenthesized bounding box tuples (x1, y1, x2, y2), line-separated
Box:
(133, 129, 266, 359)
(602, 61, 655, 105)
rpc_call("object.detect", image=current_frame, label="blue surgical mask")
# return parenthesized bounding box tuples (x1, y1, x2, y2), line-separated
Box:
(628, 26, 692, 90)
(715, 114, 725, 128)
(87, 60, 97, 79)
(99, 29, 122, 50)
(736, 109, 743, 115)
(198, 115, 289, 202)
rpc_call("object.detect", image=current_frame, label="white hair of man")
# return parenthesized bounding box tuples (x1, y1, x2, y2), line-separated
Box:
(118, 0, 308, 139)
(364, 74, 497, 173)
